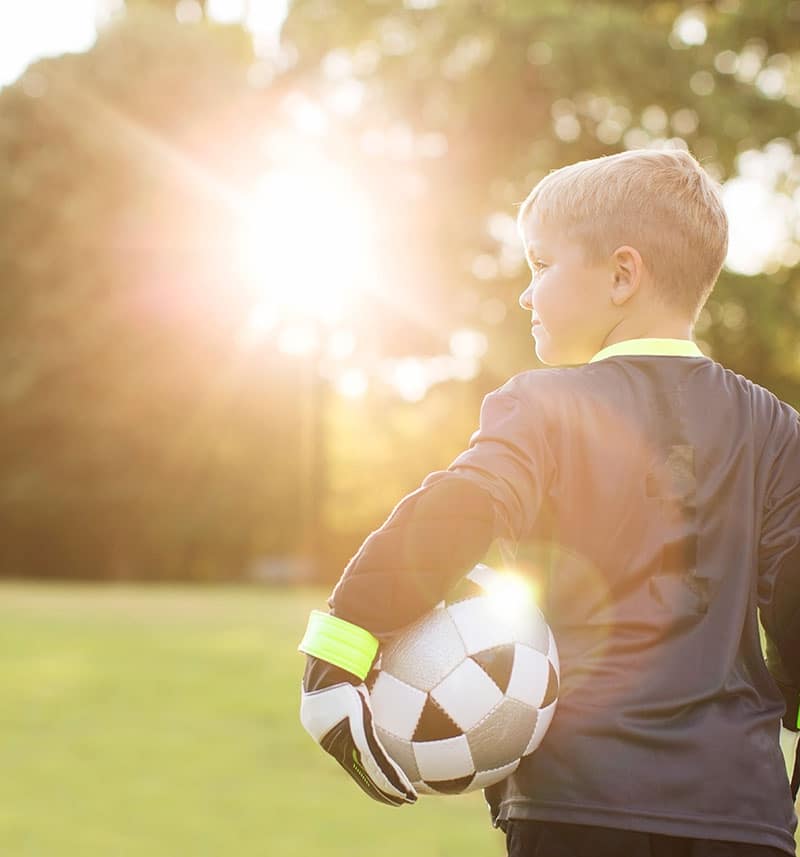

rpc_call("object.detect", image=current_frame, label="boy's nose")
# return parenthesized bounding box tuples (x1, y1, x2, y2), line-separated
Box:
(519, 282, 534, 311)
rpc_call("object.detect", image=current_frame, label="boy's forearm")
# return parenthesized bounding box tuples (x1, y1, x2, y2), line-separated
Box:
(328, 475, 496, 637)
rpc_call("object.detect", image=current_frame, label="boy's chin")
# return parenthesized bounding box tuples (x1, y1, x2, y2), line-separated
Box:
(535, 347, 559, 367)
(534, 341, 585, 367)
(534, 340, 565, 367)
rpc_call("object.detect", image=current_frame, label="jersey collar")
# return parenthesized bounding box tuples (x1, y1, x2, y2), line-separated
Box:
(589, 338, 704, 364)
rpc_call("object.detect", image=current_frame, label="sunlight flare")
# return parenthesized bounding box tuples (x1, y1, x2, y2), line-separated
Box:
(483, 570, 540, 626)
(237, 155, 377, 325)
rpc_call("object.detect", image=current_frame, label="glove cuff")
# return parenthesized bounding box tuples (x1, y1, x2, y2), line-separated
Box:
(298, 610, 379, 681)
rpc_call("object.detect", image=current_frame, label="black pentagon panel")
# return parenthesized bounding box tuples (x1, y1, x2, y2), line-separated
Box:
(444, 577, 484, 606)
(542, 661, 559, 708)
(471, 644, 515, 695)
(424, 774, 475, 795)
(413, 695, 463, 742)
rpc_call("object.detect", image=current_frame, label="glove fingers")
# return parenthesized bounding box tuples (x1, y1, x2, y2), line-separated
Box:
(301, 682, 417, 805)
(319, 715, 407, 806)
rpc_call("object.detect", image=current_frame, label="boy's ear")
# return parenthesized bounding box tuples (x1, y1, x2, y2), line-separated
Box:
(610, 245, 643, 306)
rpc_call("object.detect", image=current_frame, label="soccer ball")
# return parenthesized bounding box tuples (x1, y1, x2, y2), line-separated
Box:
(366, 563, 559, 795)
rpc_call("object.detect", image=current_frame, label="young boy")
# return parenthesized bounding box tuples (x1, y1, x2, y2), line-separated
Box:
(298, 148, 800, 856)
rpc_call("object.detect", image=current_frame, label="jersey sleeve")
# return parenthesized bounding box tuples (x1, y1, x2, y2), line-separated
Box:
(758, 404, 800, 718)
(328, 381, 554, 637)
(432, 384, 555, 542)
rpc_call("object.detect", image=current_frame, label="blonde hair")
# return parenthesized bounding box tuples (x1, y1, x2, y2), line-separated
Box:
(518, 148, 729, 320)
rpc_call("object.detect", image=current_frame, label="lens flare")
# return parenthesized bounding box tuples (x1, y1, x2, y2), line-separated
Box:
(483, 569, 540, 625)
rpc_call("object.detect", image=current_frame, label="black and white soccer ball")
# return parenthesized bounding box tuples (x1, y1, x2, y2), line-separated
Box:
(366, 563, 559, 795)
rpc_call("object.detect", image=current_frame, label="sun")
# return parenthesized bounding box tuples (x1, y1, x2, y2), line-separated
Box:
(236, 154, 377, 326)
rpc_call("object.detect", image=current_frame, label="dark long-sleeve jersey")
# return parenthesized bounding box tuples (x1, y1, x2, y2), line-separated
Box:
(329, 344, 800, 853)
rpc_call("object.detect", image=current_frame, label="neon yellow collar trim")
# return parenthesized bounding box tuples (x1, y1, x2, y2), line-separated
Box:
(589, 338, 704, 364)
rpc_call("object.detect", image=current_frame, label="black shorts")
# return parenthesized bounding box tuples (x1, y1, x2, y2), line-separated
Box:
(504, 820, 793, 857)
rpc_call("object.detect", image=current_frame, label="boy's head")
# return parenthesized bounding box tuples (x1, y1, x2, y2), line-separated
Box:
(516, 148, 729, 366)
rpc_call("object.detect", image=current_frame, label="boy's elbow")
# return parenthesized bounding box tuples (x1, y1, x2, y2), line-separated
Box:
(330, 476, 497, 634)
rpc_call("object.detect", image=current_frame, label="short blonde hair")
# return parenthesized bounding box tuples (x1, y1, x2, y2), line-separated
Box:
(518, 148, 729, 320)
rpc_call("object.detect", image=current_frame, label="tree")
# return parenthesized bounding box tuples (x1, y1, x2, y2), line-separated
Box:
(1, 1, 798, 580)
(278, 0, 800, 396)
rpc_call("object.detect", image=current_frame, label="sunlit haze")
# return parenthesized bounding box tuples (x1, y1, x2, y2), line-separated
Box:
(236, 156, 377, 327)
(0, 0, 796, 397)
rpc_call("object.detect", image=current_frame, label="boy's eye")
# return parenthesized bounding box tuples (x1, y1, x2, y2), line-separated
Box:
(531, 260, 548, 275)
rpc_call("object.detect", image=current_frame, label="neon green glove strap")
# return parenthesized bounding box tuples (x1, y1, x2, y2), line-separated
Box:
(298, 610, 380, 681)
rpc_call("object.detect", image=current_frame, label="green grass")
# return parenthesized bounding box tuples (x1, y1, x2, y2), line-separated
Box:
(4, 584, 796, 856)
(0, 583, 505, 857)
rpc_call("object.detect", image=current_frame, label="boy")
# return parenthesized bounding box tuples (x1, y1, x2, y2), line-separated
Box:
(298, 148, 800, 856)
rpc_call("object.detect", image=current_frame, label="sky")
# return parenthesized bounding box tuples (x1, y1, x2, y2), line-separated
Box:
(0, 0, 105, 87)
(0, 0, 794, 281)
(0, 0, 289, 87)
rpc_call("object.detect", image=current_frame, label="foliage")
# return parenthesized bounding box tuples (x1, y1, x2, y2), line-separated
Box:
(1, 1, 799, 580)
(281, 0, 800, 394)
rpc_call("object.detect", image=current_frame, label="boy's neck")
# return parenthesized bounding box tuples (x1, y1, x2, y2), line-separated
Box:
(600, 317, 695, 350)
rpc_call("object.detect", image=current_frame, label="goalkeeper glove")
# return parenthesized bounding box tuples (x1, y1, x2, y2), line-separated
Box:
(298, 610, 417, 807)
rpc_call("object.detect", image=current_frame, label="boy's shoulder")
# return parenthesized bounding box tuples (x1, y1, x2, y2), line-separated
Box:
(696, 360, 800, 423)
(494, 359, 799, 424)
(491, 363, 620, 408)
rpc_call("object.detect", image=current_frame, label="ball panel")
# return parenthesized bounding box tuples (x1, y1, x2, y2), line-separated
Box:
(512, 606, 550, 654)
(523, 699, 557, 757)
(467, 697, 538, 771)
(471, 643, 515, 694)
(423, 773, 476, 795)
(542, 661, 559, 708)
(430, 657, 503, 731)
(369, 671, 427, 741)
(505, 643, 550, 708)
(547, 626, 560, 671)
(376, 727, 421, 783)
(413, 734, 475, 781)
(444, 576, 485, 606)
(380, 607, 466, 692)
(447, 597, 514, 653)
(466, 562, 496, 589)
(469, 758, 520, 791)
(413, 695, 463, 742)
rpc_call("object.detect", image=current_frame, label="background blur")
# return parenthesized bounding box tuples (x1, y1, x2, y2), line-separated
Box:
(3, 0, 800, 585)
(1, 1, 799, 854)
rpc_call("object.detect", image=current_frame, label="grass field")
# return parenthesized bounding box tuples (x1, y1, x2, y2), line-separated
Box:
(0, 583, 505, 857)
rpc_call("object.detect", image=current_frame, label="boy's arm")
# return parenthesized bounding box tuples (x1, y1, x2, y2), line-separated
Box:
(758, 407, 800, 796)
(758, 408, 800, 700)
(298, 384, 554, 804)
(329, 384, 554, 634)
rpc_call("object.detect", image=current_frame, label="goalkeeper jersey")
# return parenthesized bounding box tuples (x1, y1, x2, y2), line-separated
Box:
(330, 338, 799, 854)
